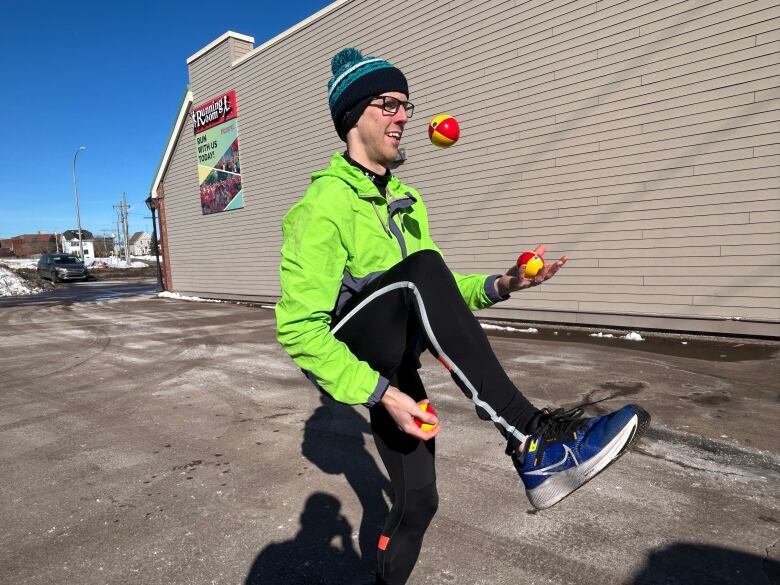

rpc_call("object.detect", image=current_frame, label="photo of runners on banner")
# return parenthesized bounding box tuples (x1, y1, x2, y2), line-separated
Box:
(192, 90, 243, 215)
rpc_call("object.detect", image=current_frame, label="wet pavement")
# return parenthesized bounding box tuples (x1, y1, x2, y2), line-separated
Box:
(0, 282, 778, 585)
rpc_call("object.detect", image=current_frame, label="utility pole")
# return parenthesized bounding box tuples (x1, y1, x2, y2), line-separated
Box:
(72, 146, 86, 260)
(122, 193, 131, 263)
(100, 229, 113, 257)
(113, 195, 131, 264)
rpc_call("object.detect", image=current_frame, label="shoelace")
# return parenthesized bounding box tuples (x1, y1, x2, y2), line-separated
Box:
(535, 406, 588, 439)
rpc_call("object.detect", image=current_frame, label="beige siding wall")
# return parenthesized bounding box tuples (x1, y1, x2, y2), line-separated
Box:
(162, 0, 780, 336)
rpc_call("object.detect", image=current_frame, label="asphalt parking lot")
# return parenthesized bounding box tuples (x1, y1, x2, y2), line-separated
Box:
(1, 279, 778, 585)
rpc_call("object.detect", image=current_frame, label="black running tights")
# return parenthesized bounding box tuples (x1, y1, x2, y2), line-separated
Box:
(331, 250, 539, 585)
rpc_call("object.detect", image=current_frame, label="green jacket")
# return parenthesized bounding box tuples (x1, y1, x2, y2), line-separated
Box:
(276, 153, 503, 406)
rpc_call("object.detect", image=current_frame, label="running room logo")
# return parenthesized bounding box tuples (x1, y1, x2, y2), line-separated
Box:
(191, 91, 237, 134)
(192, 90, 244, 215)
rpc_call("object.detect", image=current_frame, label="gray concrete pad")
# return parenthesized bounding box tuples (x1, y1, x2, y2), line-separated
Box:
(0, 280, 778, 585)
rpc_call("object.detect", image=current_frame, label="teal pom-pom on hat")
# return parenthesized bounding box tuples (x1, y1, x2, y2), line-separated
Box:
(331, 48, 364, 76)
(327, 47, 409, 141)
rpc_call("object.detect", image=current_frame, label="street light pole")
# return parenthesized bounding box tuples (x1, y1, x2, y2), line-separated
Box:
(72, 146, 86, 260)
(145, 195, 164, 292)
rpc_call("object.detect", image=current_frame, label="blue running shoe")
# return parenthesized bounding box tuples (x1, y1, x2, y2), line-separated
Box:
(513, 404, 650, 510)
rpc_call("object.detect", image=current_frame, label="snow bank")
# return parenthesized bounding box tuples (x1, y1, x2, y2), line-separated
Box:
(622, 331, 645, 341)
(158, 291, 222, 303)
(481, 323, 538, 333)
(1, 257, 150, 269)
(87, 257, 148, 268)
(0, 266, 41, 296)
(590, 330, 645, 341)
(0, 258, 37, 270)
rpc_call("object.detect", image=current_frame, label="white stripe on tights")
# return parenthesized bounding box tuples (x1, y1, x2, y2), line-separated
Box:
(331, 281, 527, 442)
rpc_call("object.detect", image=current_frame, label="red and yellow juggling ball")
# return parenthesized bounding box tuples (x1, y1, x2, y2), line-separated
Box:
(428, 114, 460, 148)
(414, 401, 438, 432)
(517, 251, 544, 278)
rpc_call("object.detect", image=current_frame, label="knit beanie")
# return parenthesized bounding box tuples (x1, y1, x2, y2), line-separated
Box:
(328, 48, 409, 141)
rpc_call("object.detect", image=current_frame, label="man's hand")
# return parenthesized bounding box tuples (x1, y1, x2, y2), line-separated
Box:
(495, 244, 568, 297)
(380, 386, 440, 440)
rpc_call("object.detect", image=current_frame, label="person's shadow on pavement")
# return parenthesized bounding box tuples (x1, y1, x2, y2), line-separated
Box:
(628, 541, 780, 585)
(301, 394, 391, 563)
(244, 492, 363, 585)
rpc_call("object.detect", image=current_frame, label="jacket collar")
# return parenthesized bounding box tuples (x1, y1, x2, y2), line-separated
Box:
(312, 152, 416, 205)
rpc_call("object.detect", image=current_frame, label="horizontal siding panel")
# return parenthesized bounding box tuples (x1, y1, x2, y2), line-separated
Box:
(751, 210, 780, 223)
(599, 254, 780, 267)
(693, 153, 780, 175)
(757, 28, 780, 44)
(588, 188, 780, 215)
(755, 143, 780, 156)
(579, 301, 778, 320)
(694, 295, 780, 309)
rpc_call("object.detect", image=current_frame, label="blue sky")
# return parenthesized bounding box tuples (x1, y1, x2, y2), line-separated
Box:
(0, 0, 332, 239)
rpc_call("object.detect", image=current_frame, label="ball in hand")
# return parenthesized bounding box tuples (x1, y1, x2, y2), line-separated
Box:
(517, 251, 544, 278)
(414, 401, 438, 432)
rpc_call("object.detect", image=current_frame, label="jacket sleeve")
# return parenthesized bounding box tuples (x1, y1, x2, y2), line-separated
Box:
(275, 183, 387, 406)
(411, 190, 505, 311)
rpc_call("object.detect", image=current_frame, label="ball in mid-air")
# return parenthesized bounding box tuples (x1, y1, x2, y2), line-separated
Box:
(414, 401, 438, 432)
(428, 114, 460, 148)
(517, 251, 544, 278)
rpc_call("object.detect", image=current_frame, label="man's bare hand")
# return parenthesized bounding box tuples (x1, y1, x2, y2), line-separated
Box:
(495, 244, 569, 297)
(380, 386, 439, 440)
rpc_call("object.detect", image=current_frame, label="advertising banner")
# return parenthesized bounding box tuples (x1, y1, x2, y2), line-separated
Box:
(192, 90, 243, 215)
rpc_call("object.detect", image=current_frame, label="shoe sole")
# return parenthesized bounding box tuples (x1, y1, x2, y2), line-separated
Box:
(526, 408, 649, 510)
(618, 405, 650, 457)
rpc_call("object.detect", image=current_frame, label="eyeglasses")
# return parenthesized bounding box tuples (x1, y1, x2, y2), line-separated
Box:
(368, 95, 415, 118)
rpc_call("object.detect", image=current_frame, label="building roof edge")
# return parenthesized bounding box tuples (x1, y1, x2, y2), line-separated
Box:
(150, 86, 193, 198)
(186, 31, 255, 65)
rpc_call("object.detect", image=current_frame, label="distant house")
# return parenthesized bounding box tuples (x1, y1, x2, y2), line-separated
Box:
(61, 230, 95, 259)
(128, 231, 151, 256)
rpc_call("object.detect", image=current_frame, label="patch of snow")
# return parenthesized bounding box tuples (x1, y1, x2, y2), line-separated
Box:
(589, 332, 614, 338)
(0, 266, 41, 296)
(0, 258, 37, 270)
(621, 331, 644, 341)
(158, 291, 222, 303)
(87, 257, 148, 268)
(481, 323, 538, 333)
